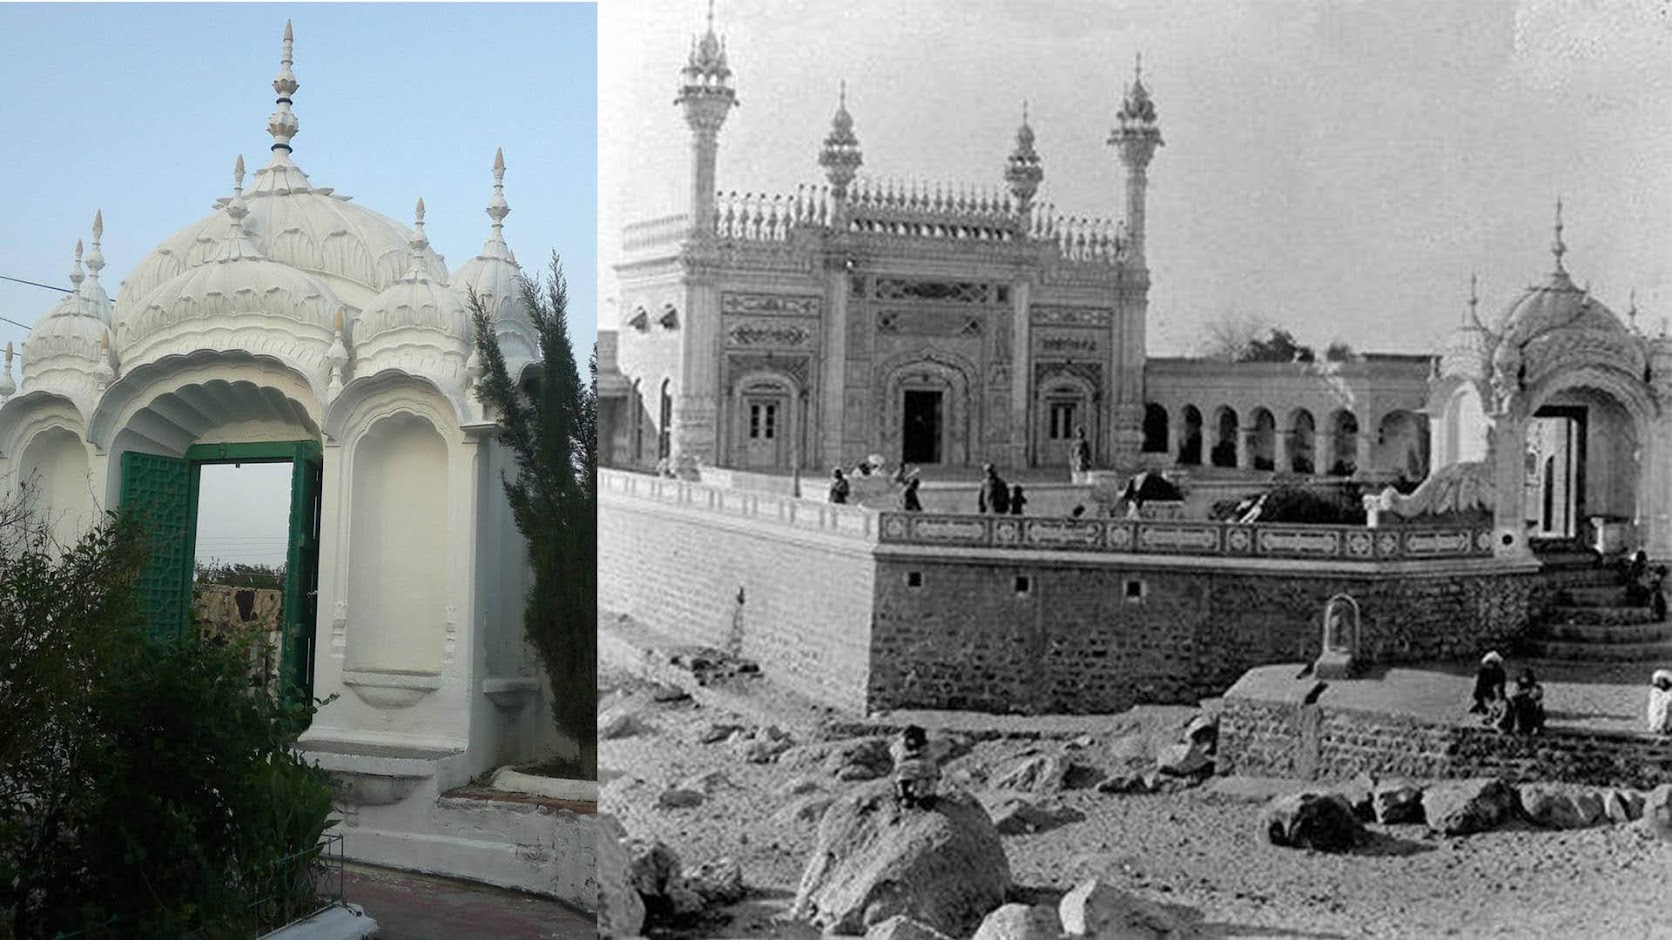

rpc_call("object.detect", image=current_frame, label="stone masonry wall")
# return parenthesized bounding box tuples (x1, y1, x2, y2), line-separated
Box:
(599, 496, 877, 713)
(868, 555, 1540, 714)
(1220, 694, 1672, 790)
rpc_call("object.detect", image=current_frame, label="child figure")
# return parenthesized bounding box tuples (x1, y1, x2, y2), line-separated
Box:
(889, 725, 940, 810)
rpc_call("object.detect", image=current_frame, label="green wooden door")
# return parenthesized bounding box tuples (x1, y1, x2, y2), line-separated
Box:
(119, 452, 195, 642)
(282, 448, 323, 703)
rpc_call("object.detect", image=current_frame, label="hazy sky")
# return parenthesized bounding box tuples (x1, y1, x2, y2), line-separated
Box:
(599, 0, 1672, 356)
(0, 3, 596, 565)
(0, 3, 598, 359)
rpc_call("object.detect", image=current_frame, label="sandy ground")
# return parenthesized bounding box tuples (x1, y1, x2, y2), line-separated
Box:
(601, 620, 1672, 940)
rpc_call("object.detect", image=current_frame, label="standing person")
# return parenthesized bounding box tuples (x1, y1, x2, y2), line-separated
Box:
(977, 463, 1009, 515)
(900, 476, 923, 512)
(1070, 426, 1092, 477)
(1009, 484, 1027, 516)
(828, 467, 850, 505)
(1470, 651, 1507, 717)
(1649, 670, 1672, 734)
(1499, 668, 1546, 735)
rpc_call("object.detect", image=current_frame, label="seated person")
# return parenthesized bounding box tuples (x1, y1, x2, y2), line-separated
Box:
(889, 725, 940, 810)
(1649, 670, 1672, 735)
(1471, 651, 1507, 716)
(1499, 668, 1546, 735)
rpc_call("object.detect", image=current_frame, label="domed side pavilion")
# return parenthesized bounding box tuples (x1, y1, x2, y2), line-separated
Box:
(0, 23, 556, 879)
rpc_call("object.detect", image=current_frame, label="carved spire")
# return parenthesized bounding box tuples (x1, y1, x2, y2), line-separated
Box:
(234, 154, 246, 196)
(267, 20, 300, 154)
(1629, 289, 1640, 333)
(1005, 100, 1044, 217)
(0, 342, 13, 401)
(488, 147, 510, 240)
(678, 0, 736, 121)
(1551, 196, 1567, 275)
(1465, 272, 1480, 328)
(818, 81, 863, 201)
(83, 210, 106, 291)
(413, 197, 428, 250)
(68, 239, 85, 293)
(1108, 53, 1163, 263)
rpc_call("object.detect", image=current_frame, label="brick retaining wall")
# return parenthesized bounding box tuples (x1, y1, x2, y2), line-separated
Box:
(1219, 668, 1672, 789)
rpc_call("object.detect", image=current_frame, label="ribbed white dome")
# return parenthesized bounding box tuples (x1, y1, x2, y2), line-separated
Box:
(357, 210, 473, 390)
(19, 242, 115, 411)
(117, 154, 446, 324)
(118, 201, 344, 378)
(449, 148, 537, 370)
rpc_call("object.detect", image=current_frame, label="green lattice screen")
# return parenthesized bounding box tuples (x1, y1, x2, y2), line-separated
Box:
(119, 452, 194, 642)
(282, 449, 322, 703)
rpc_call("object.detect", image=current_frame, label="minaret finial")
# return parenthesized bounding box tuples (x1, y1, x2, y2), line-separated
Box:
(819, 82, 862, 202)
(413, 197, 428, 248)
(267, 19, 300, 154)
(1135, 52, 1143, 84)
(84, 210, 106, 288)
(1466, 272, 1479, 326)
(1552, 195, 1567, 274)
(234, 155, 246, 196)
(69, 240, 85, 291)
(487, 148, 510, 239)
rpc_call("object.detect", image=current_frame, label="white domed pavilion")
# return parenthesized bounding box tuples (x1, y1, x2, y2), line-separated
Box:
(0, 21, 558, 887)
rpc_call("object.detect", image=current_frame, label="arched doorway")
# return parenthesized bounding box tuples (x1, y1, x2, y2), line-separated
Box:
(1329, 409, 1358, 476)
(1142, 403, 1169, 453)
(1179, 405, 1202, 465)
(658, 378, 673, 463)
(1249, 408, 1276, 471)
(1288, 408, 1315, 474)
(1035, 373, 1095, 467)
(1211, 406, 1239, 468)
(730, 373, 798, 471)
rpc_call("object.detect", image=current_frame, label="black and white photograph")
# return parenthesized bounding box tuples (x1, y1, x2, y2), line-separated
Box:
(597, 2, 1672, 937)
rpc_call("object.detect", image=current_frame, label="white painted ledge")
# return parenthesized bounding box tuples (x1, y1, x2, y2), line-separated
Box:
(490, 766, 599, 802)
(257, 904, 377, 940)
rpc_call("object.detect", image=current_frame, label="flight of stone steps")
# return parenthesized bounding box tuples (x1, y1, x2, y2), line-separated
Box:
(1526, 563, 1672, 662)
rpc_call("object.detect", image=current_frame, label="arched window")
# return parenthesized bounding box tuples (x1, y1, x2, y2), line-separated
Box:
(1289, 409, 1315, 474)
(1211, 406, 1239, 468)
(1250, 408, 1276, 471)
(1330, 409, 1358, 476)
(1142, 403, 1169, 453)
(1180, 405, 1203, 465)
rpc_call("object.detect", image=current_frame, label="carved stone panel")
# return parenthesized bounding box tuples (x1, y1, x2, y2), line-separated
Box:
(1034, 361, 1104, 392)
(721, 292, 822, 317)
(723, 354, 812, 393)
(1032, 328, 1102, 360)
(723, 318, 815, 350)
(876, 308, 984, 337)
(1030, 305, 1113, 328)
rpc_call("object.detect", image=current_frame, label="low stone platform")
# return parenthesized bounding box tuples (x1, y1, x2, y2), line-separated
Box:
(1219, 661, 1672, 789)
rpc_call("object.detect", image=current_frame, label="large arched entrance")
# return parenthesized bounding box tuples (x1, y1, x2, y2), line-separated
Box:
(1521, 385, 1640, 543)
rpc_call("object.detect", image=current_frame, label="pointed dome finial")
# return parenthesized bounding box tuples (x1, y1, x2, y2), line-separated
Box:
(84, 210, 106, 296)
(487, 147, 511, 237)
(819, 81, 863, 200)
(413, 197, 428, 248)
(69, 239, 85, 291)
(267, 19, 301, 154)
(234, 155, 246, 196)
(1551, 196, 1567, 274)
(1465, 272, 1479, 326)
(1006, 97, 1044, 216)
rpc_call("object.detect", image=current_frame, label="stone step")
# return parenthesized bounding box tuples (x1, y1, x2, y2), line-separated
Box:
(1539, 621, 1672, 644)
(1559, 585, 1634, 607)
(1522, 638, 1672, 662)
(1543, 605, 1660, 626)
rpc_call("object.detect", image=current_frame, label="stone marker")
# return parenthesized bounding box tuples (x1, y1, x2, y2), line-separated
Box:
(792, 781, 1011, 937)
(972, 902, 1061, 940)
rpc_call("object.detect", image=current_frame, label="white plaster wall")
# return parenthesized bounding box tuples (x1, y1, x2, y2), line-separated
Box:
(16, 426, 96, 549)
(346, 413, 449, 675)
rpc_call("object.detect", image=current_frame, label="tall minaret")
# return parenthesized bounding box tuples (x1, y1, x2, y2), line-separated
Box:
(677, 1, 737, 239)
(1004, 102, 1043, 218)
(818, 82, 862, 222)
(1107, 55, 1162, 265)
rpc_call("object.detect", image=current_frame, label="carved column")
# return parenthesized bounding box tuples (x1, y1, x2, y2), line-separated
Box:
(1493, 415, 1533, 557)
(821, 265, 849, 471)
(1008, 277, 1031, 469)
(1355, 414, 1375, 477)
(1275, 427, 1291, 474)
(671, 262, 721, 476)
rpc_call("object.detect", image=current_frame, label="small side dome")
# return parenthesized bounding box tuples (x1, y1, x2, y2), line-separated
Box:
(118, 198, 343, 380)
(357, 199, 474, 393)
(451, 149, 537, 371)
(19, 239, 115, 412)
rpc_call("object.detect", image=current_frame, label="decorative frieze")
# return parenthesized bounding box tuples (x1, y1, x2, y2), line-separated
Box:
(725, 318, 814, 349)
(1030, 305, 1113, 327)
(720, 292, 822, 317)
(876, 309, 983, 337)
(867, 278, 1009, 305)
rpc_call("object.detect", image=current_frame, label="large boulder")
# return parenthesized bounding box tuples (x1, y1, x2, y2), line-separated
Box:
(597, 815, 646, 939)
(972, 903, 1061, 940)
(868, 915, 956, 940)
(1262, 792, 1365, 852)
(1059, 877, 1186, 938)
(1371, 779, 1425, 825)
(1424, 778, 1519, 836)
(986, 795, 1083, 836)
(686, 856, 747, 906)
(792, 780, 1012, 937)
(1519, 785, 1603, 830)
(1333, 772, 1376, 821)
(1639, 783, 1672, 840)
(1604, 788, 1645, 824)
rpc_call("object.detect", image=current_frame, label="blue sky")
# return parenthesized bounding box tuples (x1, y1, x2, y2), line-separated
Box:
(0, 3, 596, 564)
(0, 2, 598, 359)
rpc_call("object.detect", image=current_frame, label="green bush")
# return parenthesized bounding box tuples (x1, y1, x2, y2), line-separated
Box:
(0, 508, 335, 938)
